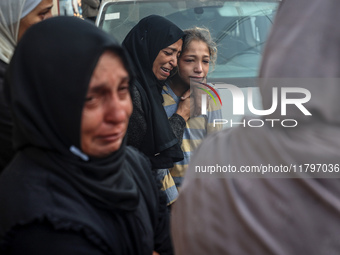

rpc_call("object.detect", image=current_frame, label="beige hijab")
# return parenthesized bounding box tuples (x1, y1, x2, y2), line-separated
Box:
(0, 0, 42, 63)
(171, 0, 340, 254)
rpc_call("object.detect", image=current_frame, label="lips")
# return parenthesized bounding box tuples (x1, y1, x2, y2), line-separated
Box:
(190, 76, 204, 80)
(161, 67, 171, 76)
(161, 67, 171, 72)
(97, 132, 124, 143)
(190, 77, 204, 84)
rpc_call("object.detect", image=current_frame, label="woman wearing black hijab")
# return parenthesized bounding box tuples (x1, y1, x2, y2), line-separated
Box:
(0, 16, 172, 255)
(123, 15, 189, 205)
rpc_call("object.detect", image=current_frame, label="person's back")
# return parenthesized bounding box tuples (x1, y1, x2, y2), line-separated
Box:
(171, 0, 340, 254)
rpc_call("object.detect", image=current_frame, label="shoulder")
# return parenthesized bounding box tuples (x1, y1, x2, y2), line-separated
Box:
(0, 60, 7, 76)
(0, 60, 8, 88)
(125, 146, 153, 181)
(126, 146, 151, 166)
(124, 146, 159, 213)
(131, 80, 150, 111)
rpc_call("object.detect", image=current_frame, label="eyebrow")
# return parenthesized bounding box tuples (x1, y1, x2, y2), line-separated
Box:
(87, 84, 107, 94)
(88, 76, 130, 92)
(183, 54, 210, 58)
(166, 47, 181, 52)
(38, 5, 53, 12)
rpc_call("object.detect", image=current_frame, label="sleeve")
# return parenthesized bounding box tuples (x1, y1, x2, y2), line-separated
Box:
(72, 0, 79, 13)
(4, 223, 106, 255)
(82, 0, 100, 8)
(127, 86, 147, 149)
(0, 69, 15, 171)
(152, 172, 174, 255)
(127, 149, 174, 255)
(168, 113, 186, 145)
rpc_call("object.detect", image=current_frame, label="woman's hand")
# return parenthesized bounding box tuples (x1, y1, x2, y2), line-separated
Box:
(176, 89, 191, 122)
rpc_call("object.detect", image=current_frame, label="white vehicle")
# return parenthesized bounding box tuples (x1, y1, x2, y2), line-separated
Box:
(96, 0, 281, 126)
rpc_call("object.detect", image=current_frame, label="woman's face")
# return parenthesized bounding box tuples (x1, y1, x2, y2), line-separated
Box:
(81, 51, 132, 157)
(18, 0, 53, 41)
(178, 40, 210, 85)
(152, 38, 183, 81)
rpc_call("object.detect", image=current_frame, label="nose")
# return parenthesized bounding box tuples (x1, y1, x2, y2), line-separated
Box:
(169, 55, 178, 67)
(194, 62, 203, 73)
(104, 96, 129, 124)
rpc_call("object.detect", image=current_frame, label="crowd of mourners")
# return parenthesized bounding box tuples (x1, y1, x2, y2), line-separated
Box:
(1, 0, 340, 254)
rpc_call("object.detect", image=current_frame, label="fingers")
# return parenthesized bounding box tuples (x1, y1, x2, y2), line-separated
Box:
(180, 89, 191, 100)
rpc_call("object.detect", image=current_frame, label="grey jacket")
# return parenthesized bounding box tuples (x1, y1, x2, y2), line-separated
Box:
(81, 0, 100, 18)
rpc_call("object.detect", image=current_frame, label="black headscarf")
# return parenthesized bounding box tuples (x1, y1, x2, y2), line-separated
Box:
(122, 15, 184, 168)
(5, 16, 139, 212)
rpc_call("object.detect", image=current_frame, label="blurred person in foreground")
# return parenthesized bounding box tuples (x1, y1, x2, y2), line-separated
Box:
(171, 0, 340, 254)
(162, 27, 222, 190)
(0, 0, 53, 172)
(0, 16, 172, 255)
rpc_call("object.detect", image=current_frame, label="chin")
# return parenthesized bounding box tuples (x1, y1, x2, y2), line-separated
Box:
(90, 145, 121, 158)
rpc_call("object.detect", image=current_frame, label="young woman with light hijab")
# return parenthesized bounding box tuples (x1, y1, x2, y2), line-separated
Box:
(0, 0, 53, 171)
(171, 0, 340, 254)
(123, 15, 190, 205)
(0, 16, 172, 255)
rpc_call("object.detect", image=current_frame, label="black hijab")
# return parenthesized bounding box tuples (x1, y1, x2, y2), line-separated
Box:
(5, 16, 139, 212)
(122, 15, 184, 168)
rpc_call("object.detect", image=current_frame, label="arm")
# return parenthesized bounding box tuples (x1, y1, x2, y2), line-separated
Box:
(82, 0, 100, 8)
(168, 89, 191, 145)
(153, 177, 174, 255)
(72, 0, 79, 14)
(127, 86, 147, 150)
(168, 114, 186, 145)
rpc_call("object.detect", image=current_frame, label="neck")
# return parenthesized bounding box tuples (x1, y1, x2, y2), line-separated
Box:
(169, 74, 189, 97)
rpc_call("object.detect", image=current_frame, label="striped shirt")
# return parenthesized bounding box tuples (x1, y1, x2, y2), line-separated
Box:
(162, 82, 223, 189)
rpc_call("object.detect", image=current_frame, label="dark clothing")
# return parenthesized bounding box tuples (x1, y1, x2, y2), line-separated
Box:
(168, 114, 186, 146)
(2, 222, 106, 255)
(127, 86, 147, 149)
(0, 148, 171, 255)
(123, 15, 184, 169)
(128, 86, 186, 150)
(0, 16, 172, 255)
(0, 59, 13, 172)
